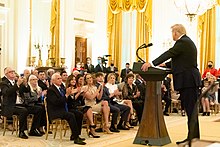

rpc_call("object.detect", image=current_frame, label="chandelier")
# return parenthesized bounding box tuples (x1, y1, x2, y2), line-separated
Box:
(174, 0, 217, 22)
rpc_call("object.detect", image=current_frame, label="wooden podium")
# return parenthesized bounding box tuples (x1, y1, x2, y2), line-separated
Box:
(132, 62, 171, 146)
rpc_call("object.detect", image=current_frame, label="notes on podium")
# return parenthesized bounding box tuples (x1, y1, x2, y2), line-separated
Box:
(132, 62, 171, 81)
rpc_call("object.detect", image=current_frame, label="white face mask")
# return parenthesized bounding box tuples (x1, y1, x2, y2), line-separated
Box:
(77, 65, 81, 68)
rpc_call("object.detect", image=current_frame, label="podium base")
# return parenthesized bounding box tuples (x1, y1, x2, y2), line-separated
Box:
(133, 136, 171, 146)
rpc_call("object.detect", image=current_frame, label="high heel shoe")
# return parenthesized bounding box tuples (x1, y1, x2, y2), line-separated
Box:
(125, 121, 134, 128)
(88, 131, 100, 138)
(103, 124, 113, 134)
(88, 125, 100, 138)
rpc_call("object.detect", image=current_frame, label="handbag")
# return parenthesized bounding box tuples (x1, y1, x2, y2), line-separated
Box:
(23, 92, 38, 106)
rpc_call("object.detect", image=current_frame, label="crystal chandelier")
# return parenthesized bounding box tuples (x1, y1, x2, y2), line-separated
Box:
(174, 0, 217, 22)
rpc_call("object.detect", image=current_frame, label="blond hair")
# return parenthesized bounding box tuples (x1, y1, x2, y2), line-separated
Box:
(171, 24, 186, 35)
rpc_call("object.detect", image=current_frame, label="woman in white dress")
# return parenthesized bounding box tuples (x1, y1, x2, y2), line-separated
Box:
(105, 73, 134, 124)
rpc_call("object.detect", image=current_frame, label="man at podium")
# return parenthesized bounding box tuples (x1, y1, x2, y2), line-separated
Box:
(141, 24, 201, 145)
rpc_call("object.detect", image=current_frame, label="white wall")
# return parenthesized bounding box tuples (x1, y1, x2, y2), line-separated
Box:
(150, 0, 198, 63)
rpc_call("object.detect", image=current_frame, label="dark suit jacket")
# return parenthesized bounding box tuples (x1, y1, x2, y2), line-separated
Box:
(120, 68, 132, 82)
(152, 35, 201, 90)
(134, 79, 146, 101)
(1, 76, 7, 81)
(106, 66, 118, 73)
(95, 64, 106, 73)
(38, 80, 48, 91)
(46, 84, 66, 121)
(84, 64, 95, 73)
(0, 79, 19, 117)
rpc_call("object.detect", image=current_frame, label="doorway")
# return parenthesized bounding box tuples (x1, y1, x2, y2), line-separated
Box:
(75, 37, 87, 65)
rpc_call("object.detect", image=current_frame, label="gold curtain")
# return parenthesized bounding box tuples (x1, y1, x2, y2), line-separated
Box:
(108, 0, 148, 13)
(50, 0, 60, 66)
(136, 0, 152, 62)
(107, 8, 123, 71)
(198, 7, 216, 74)
(108, 0, 151, 70)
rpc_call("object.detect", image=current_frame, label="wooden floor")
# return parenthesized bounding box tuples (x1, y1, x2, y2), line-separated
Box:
(1, 113, 220, 147)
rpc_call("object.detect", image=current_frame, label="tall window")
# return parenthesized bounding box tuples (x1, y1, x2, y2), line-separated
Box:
(216, 6, 220, 69)
(121, 11, 137, 68)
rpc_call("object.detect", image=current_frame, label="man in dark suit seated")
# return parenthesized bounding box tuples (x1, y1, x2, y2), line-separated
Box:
(46, 73, 86, 145)
(38, 70, 49, 91)
(1, 67, 30, 139)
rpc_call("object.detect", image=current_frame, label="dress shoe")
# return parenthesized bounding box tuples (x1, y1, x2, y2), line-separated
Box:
(176, 139, 188, 145)
(88, 131, 100, 138)
(74, 137, 86, 145)
(28, 129, 43, 137)
(70, 135, 85, 141)
(117, 124, 130, 130)
(19, 131, 28, 139)
(79, 137, 86, 141)
(110, 127, 120, 133)
(163, 112, 169, 116)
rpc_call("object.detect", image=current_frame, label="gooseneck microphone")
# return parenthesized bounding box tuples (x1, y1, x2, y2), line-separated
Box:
(136, 43, 153, 63)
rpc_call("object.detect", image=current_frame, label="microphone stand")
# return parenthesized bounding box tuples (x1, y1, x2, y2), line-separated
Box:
(136, 44, 146, 63)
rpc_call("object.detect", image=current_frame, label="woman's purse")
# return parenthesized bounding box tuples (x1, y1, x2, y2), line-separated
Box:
(23, 92, 38, 106)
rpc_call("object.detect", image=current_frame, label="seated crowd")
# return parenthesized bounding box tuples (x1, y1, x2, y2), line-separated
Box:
(1, 59, 220, 145)
(0, 62, 145, 145)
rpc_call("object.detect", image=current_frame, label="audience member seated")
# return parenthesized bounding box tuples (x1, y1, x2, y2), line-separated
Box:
(106, 60, 119, 83)
(66, 74, 100, 138)
(19, 74, 45, 136)
(201, 74, 218, 116)
(46, 73, 86, 145)
(82, 73, 112, 134)
(96, 72, 131, 132)
(46, 68, 55, 86)
(122, 73, 144, 123)
(72, 62, 84, 75)
(60, 70, 68, 88)
(1, 67, 29, 139)
(105, 73, 134, 128)
(202, 61, 218, 79)
(38, 70, 49, 91)
(23, 69, 31, 79)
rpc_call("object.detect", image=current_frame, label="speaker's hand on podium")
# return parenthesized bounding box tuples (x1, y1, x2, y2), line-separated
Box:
(141, 62, 152, 71)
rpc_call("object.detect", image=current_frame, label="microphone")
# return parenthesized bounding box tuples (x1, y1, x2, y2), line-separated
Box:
(139, 43, 153, 49)
(136, 43, 153, 63)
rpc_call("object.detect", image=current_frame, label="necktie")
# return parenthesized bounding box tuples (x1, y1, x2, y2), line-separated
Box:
(59, 87, 68, 112)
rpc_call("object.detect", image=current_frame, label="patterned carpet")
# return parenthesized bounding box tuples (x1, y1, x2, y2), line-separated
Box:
(1, 113, 220, 147)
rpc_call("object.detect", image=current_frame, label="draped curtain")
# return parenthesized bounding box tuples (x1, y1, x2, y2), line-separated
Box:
(108, 0, 152, 70)
(136, 0, 152, 62)
(50, 0, 60, 66)
(198, 2, 219, 74)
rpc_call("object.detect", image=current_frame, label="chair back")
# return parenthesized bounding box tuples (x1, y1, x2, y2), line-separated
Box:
(44, 97, 50, 140)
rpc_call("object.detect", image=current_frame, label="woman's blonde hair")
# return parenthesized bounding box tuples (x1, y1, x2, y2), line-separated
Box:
(107, 73, 116, 82)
